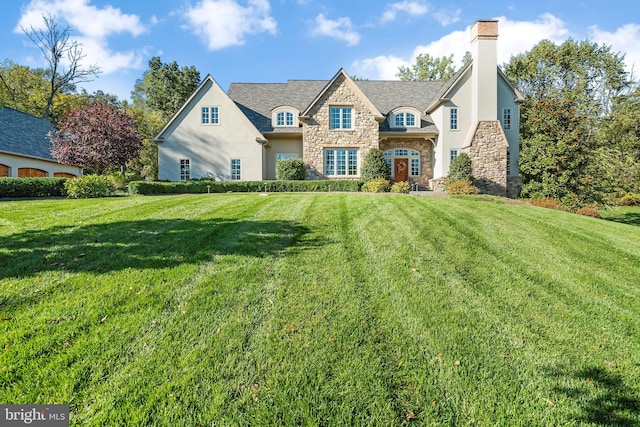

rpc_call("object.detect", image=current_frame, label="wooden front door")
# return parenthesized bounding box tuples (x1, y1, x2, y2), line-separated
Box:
(394, 158, 408, 182)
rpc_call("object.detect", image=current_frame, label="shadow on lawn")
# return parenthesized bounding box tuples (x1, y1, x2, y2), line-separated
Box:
(602, 212, 640, 227)
(0, 217, 321, 279)
(545, 364, 639, 426)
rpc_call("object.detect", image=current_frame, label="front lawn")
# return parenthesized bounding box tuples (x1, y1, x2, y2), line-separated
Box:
(1, 194, 639, 425)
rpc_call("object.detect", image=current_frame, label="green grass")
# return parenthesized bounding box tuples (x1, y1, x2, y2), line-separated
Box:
(1, 194, 639, 426)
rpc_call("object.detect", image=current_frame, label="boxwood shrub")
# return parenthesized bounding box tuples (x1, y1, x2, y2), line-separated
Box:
(276, 158, 306, 180)
(64, 175, 116, 198)
(129, 180, 362, 195)
(0, 177, 67, 198)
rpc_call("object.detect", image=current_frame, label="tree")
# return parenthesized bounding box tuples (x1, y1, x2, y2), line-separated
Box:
(518, 98, 600, 206)
(22, 14, 100, 122)
(0, 60, 50, 116)
(361, 148, 390, 182)
(397, 52, 470, 82)
(446, 152, 473, 185)
(49, 100, 142, 174)
(132, 57, 200, 122)
(504, 39, 631, 206)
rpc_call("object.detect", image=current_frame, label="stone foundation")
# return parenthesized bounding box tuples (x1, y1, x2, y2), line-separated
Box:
(429, 177, 446, 191)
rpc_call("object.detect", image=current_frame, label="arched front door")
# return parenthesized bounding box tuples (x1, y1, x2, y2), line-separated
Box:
(394, 158, 408, 182)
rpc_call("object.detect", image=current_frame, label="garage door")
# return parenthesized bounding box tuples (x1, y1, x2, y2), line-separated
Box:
(18, 168, 47, 177)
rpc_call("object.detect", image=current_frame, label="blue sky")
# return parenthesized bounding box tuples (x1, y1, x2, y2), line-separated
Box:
(1, 0, 639, 101)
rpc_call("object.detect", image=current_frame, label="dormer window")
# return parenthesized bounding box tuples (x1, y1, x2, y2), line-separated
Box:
(391, 108, 420, 128)
(272, 106, 299, 128)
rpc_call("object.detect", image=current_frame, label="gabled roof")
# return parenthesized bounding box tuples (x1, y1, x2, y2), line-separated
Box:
(0, 106, 57, 161)
(228, 70, 446, 134)
(154, 74, 264, 141)
(300, 68, 383, 120)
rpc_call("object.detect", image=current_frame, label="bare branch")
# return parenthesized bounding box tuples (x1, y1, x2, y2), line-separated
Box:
(22, 13, 101, 121)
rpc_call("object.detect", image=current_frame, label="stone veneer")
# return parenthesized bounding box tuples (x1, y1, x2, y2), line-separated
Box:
(465, 121, 508, 196)
(302, 74, 380, 179)
(379, 138, 434, 188)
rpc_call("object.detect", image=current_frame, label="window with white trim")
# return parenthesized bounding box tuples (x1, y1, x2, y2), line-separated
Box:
(180, 159, 190, 181)
(231, 159, 241, 180)
(450, 150, 458, 162)
(201, 106, 219, 125)
(330, 106, 353, 130)
(507, 149, 511, 175)
(276, 153, 298, 162)
(276, 111, 295, 127)
(324, 148, 358, 176)
(502, 108, 511, 130)
(450, 108, 458, 130)
(394, 111, 416, 127)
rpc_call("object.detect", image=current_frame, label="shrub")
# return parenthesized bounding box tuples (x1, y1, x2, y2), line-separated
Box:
(0, 178, 67, 198)
(446, 152, 474, 185)
(361, 149, 390, 182)
(361, 178, 391, 193)
(616, 192, 640, 206)
(391, 181, 411, 194)
(276, 158, 306, 180)
(445, 180, 479, 195)
(128, 180, 362, 195)
(108, 171, 142, 191)
(576, 206, 601, 218)
(65, 175, 116, 198)
(525, 198, 566, 211)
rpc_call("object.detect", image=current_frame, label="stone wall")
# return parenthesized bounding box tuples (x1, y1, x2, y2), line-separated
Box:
(465, 121, 508, 196)
(302, 74, 380, 179)
(379, 138, 434, 188)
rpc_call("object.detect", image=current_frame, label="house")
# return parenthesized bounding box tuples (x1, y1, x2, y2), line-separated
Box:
(155, 20, 524, 197)
(0, 106, 82, 178)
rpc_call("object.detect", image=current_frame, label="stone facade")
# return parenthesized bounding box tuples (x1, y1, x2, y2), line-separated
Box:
(465, 121, 508, 196)
(379, 138, 434, 188)
(302, 74, 380, 179)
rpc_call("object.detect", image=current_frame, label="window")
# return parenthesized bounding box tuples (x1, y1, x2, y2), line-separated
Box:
(180, 159, 190, 181)
(507, 149, 511, 175)
(450, 108, 458, 130)
(324, 148, 358, 176)
(450, 150, 458, 162)
(394, 149, 408, 156)
(276, 153, 298, 161)
(276, 111, 295, 127)
(330, 106, 353, 130)
(502, 108, 511, 130)
(394, 112, 416, 127)
(231, 159, 241, 180)
(411, 158, 420, 176)
(201, 106, 219, 125)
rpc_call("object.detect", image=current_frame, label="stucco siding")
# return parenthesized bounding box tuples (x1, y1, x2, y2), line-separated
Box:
(157, 78, 263, 181)
(497, 77, 520, 176)
(0, 152, 82, 177)
(265, 137, 303, 179)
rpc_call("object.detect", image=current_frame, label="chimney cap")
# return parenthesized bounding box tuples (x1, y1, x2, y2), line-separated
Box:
(471, 19, 498, 43)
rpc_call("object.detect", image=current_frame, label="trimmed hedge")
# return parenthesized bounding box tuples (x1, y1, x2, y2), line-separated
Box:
(129, 180, 363, 195)
(64, 175, 116, 199)
(0, 178, 67, 198)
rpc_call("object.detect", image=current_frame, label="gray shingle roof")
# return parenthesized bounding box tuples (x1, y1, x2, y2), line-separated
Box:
(227, 78, 447, 134)
(0, 106, 56, 160)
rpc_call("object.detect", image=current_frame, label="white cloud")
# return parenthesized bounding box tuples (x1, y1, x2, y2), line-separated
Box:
(380, 1, 429, 23)
(588, 23, 640, 75)
(183, 0, 277, 50)
(310, 13, 360, 46)
(432, 8, 461, 26)
(352, 14, 572, 80)
(15, 0, 148, 74)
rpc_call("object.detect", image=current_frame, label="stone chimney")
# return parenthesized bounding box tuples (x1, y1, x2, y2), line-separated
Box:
(470, 20, 498, 122)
